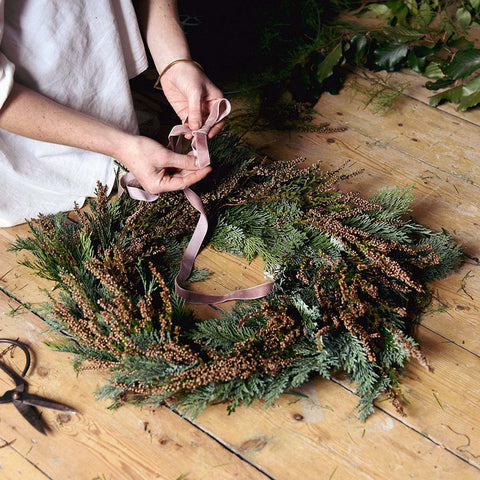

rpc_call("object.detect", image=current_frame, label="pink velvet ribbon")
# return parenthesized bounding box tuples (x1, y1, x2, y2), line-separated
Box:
(119, 98, 274, 304)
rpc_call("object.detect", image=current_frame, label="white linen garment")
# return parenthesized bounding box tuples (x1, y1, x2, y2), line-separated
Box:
(0, 0, 148, 226)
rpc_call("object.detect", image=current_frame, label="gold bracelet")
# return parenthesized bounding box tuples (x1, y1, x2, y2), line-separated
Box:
(154, 59, 204, 90)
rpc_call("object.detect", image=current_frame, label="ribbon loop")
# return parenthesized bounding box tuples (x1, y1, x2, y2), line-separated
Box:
(119, 172, 160, 202)
(119, 98, 274, 304)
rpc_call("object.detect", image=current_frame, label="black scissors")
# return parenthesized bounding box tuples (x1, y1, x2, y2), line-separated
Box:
(0, 338, 76, 435)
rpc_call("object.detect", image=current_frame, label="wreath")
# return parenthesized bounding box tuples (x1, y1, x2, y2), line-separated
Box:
(12, 131, 461, 420)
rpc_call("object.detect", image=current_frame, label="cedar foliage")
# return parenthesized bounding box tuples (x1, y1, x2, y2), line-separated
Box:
(11, 131, 461, 420)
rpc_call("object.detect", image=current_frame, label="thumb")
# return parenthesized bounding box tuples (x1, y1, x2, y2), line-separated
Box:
(158, 149, 199, 171)
(187, 91, 203, 131)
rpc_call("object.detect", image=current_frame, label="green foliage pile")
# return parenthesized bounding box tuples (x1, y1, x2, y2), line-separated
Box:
(331, 0, 480, 111)
(11, 131, 462, 420)
(181, 0, 480, 128)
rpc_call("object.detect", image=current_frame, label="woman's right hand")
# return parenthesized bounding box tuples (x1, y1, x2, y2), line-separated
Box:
(115, 134, 211, 194)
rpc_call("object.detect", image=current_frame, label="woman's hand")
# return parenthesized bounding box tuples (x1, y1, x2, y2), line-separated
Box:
(134, 1, 225, 136)
(116, 134, 211, 194)
(0, 83, 210, 194)
(160, 62, 225, 139)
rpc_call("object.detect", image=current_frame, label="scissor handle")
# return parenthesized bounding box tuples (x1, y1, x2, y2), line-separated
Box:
(0, 339, 31, 377)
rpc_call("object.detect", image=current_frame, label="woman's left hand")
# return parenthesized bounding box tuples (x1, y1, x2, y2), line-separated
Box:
(160, 61, 225, 138)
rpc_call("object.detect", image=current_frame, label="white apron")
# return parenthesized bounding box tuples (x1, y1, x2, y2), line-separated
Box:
(0, 0, 148, 226)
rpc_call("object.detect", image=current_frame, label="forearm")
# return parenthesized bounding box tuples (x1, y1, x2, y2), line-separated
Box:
(0, 81, 210, 194)
(0, 82, 133, 159)
(134, 0, 190, 72)
(134, 0, 224, 136)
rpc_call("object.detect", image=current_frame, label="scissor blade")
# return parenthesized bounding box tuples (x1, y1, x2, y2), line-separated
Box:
(14, 400, 46, 435)
(0, 362, 25, 388)
(20, 393, 76, 414)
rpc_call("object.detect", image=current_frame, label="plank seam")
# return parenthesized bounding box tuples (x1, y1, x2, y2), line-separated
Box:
(331, 378, 480, 471)
(203, 305, 479, 473)
(418, 322, 480, 359)
(0, 285, 73, 341)
(0, 438, 54, 480)
(312, 73, 480, 190)
(172, 409, 276, 480)
(310, 110, 480, 192)
(0, 284, 33, 310)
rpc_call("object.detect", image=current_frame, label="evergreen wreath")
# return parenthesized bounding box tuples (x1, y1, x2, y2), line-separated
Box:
(11, 131, 461, 420)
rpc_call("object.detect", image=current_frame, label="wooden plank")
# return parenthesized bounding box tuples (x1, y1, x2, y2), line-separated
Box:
(0, 223, 54, 307)
(195, 248, 267, 295)
(420, 260, 480, 355)
(1, 66, 479, 479)
(351, 67, 480, 128)
(0, 444, 51, 479)
(321, 75, 480, 188)
(4, 214, 480, 479)
(192, 247, 267, 314)
(246, 75, 480, 190)
(0, 291, 269, 480)
(3, 243, 480, 480)
(193, 374, 479, 480)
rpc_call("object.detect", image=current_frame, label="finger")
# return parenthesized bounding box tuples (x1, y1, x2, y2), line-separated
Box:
(180, 166, 212, 187)
(160, 166, 212, 193)
(158, 151, 200, 171)
(207, 120, 226, 139)
(187, 91, 203, 132)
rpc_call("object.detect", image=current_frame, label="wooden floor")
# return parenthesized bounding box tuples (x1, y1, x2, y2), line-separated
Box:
(1, 67, 480, 479)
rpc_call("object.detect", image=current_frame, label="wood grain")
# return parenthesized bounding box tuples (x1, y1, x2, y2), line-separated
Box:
(194, 375, 479, 480)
